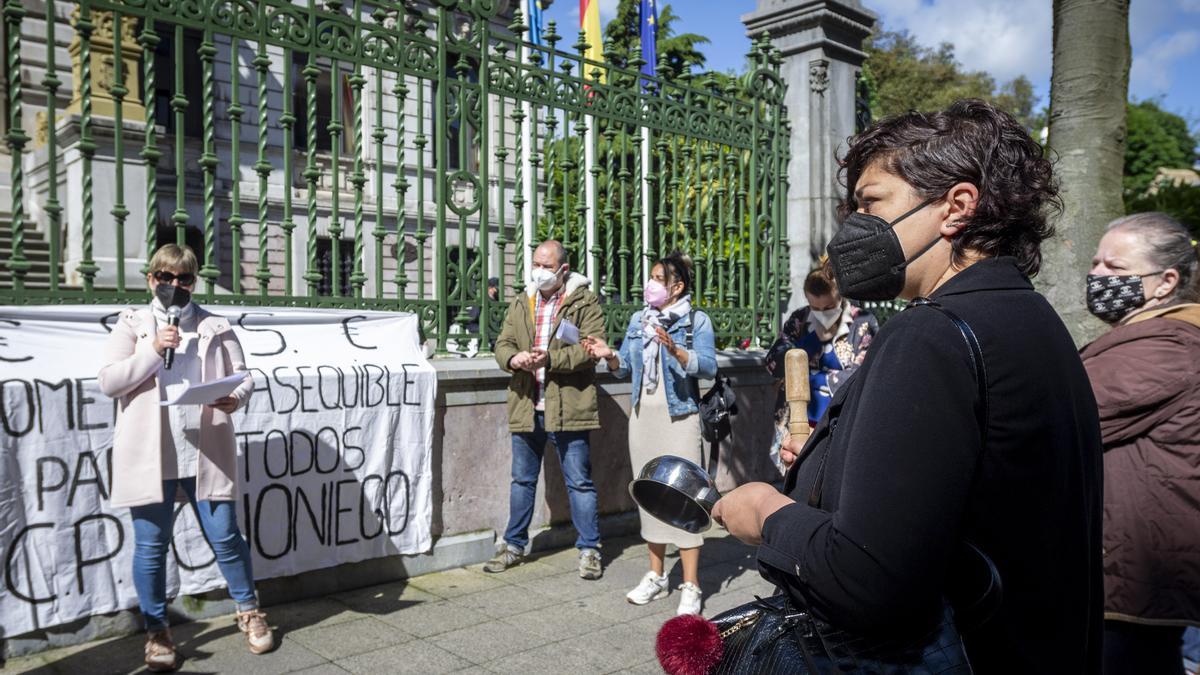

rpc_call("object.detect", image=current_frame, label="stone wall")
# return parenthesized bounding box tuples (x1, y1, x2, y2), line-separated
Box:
(433, 352, 778, 545)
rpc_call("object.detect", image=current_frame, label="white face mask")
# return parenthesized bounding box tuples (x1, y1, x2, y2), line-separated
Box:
(530, 265, 562, 291)
(811, 306, 843, 329)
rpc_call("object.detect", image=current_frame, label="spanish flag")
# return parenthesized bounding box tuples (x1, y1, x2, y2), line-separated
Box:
(580, 0, 604, 81)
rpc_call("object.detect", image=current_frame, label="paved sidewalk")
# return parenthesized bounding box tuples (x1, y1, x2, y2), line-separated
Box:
(6, 532, 773, 674)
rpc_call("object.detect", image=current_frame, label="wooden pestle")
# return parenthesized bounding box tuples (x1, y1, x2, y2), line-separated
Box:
(784, 348, 811, 444)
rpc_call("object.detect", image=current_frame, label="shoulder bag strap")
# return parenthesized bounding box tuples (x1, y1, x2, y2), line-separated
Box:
(907, 298, 989, 443)
(804, 299, 990, 508)
(686, 310, 722, 475)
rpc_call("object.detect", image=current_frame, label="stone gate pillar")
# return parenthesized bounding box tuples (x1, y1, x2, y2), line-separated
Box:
(743, 0, 874, 315)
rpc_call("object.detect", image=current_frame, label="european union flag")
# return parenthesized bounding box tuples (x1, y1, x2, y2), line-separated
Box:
(528, 0, 544, 47)
(640, 0, 657, 87)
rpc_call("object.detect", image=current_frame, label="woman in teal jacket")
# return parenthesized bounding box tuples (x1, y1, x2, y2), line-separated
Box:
(583, 251, 718, 616)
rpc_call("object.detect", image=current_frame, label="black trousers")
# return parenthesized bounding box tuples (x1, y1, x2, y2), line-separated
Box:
(1103, 620, 1185, 675)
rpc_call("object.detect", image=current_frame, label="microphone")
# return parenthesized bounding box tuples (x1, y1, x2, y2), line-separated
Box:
(164, 305, 181, 370)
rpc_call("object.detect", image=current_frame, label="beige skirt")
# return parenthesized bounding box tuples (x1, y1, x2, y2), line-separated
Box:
(628, 366, 705, 549)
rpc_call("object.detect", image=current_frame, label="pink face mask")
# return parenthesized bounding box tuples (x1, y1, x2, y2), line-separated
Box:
(643, 280, 670, 308)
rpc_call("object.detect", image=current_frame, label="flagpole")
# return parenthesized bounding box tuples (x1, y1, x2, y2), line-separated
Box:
(640, 0, 658, 266)
(580, 0, 603, 288)
(519, 57, 534, 282)
(521, 106, 534, 279)
(585, 117, 597, 287)
(642, 125, 652, 263)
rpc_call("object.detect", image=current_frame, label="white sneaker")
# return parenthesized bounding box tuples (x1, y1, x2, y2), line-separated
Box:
(236, 609, 274, 654)
(626, 571, 669, 605)
(676, 582, 702, 615)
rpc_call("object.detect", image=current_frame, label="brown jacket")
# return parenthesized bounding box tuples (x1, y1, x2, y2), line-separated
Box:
(493, 272, 605, 433)
(1081, 303, 1200, 626)
(98, 304, 253, 507)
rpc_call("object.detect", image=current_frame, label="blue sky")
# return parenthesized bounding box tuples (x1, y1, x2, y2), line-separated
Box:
(540, 0, 1200, 135)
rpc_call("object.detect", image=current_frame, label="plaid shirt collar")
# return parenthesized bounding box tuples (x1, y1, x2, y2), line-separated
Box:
(533, 288, 564, 345)
(531, 288, 565, 408)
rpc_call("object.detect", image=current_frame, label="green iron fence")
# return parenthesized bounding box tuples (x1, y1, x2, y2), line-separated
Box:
(0, 0, 790, 352)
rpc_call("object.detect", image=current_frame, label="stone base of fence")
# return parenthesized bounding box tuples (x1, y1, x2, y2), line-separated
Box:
(2, 352, 775, 659)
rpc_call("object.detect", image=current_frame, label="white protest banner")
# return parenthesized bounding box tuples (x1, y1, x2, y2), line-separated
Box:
(0, 305, 435, 637)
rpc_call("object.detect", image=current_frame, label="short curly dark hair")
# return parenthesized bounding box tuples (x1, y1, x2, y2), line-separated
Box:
(838, 99, 1061, 277)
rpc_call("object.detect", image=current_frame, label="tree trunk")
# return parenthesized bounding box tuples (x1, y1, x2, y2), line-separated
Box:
(1041, 0, 1130, 345)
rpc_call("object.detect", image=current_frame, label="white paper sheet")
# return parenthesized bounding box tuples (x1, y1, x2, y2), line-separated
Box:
(160, 372, 249, 406)
(555, 318, 580, 345)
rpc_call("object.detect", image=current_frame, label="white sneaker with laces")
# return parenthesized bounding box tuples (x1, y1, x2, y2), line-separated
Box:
(236, 609, 274, 655)
(676, 582, 702, 615)
(626, 571, 669, 605)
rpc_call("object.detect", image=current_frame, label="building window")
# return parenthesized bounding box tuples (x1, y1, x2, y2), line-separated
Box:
(432, 54, 480, 172)
(0, 19, 8, 142)
(315, 236, 353, 296)
(153, 24, 203, 138)
(155, 222, 207, 268)
(292, 52, 354, 154)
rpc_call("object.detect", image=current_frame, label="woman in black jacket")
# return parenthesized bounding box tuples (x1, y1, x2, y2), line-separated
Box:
(713, 99, 1104, 673)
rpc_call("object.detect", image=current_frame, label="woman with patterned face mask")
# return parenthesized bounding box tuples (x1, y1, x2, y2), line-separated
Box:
(763, 262, 878, 472)
(1080, 212, 1200, 675)
(582, 252, 718, 617)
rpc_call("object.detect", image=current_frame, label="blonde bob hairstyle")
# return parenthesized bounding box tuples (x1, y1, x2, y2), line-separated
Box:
(147, 243, 199, 276)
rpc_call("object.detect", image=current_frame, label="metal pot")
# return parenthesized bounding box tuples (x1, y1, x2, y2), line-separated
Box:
(628, 456, 721, 534)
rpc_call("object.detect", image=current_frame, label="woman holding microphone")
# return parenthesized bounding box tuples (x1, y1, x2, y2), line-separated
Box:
(98, 244, 272, 671)
(583, 251, 718, 616)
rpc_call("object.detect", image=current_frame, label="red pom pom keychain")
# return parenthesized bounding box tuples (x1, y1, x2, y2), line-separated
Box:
(656, 614, 724, 675)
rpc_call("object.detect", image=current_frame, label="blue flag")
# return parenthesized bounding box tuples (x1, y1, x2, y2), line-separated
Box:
(640, 0, 657, 87)
(528, 0, 544, 47)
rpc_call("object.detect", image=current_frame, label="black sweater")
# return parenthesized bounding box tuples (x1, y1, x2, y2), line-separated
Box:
(759, 257, 1103, 674)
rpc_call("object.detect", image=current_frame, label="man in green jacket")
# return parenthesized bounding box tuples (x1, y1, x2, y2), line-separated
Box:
(485, 240, 606, 580)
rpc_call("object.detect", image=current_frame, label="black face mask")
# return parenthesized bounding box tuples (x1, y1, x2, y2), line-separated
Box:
(155, 283, 191, 309)
(1085, 273, 1158, 324)
(826, 197, 944, 302)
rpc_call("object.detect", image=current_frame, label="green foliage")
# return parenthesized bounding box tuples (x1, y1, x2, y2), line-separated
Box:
(602, 0, 710, 80)
(533, 1, 773, 298)
(861, 27, 1043, 132)
(535, 120, 754, 287)
(1125, 182, 1200, 240)
(1123, 100, 1199, 194)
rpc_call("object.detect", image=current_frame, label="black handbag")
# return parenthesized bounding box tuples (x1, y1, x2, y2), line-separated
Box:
(684, 312, 738, 474)
(698, 375, 737, 443)
(710, 593, 974, 674)
(704, 298, 995, 674)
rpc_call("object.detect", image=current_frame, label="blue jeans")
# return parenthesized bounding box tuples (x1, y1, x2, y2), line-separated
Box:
(130, 478, 258, 631)
(504, 413, 601, 552)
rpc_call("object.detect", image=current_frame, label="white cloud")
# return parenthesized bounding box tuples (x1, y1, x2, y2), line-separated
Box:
(871, 0, 1199, 107)
(871, 0, 1053, 88)
(1129, 29, 1200, 97)
(1130, 0, 1178, 45)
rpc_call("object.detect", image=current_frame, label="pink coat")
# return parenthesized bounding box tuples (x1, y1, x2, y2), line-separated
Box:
(98, 304, 254, 508)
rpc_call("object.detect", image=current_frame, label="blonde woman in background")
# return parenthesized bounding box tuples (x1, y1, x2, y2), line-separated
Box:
(764, 262, 877, 471)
